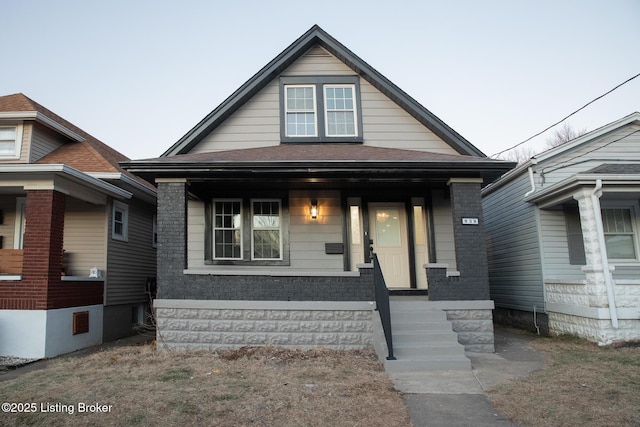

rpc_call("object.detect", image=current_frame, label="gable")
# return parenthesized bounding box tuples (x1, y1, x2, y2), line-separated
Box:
(163, 26, 484, 157)
(189, 46, 458, 156)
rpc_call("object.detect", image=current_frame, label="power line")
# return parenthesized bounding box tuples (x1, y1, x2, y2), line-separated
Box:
(491, 71, 640, 158)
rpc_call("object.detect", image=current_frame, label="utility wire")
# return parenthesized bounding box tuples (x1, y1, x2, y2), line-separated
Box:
(491, 71, 640, 158)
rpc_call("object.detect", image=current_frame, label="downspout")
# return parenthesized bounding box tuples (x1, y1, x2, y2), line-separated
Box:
(591, 179, 619, 329)
(524, 159, 538, 197)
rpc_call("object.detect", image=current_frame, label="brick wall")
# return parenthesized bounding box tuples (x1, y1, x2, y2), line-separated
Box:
(427, 181, 491, 301)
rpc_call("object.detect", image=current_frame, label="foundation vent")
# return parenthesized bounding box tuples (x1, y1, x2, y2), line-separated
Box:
(73, 311, 89, 335)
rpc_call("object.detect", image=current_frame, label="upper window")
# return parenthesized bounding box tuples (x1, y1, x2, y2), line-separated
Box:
(601, 207, 637, 260)
(112, 201, 129, 241)
(0, 125, 23, 158)
(280, 76, 362, 143)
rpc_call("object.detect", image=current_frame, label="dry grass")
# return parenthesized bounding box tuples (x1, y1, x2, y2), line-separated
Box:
(488, 334, 640, 427)
(0, 343, 410, 427)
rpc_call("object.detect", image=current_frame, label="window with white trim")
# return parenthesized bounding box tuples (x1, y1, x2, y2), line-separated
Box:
(252, 199, 282, 260)
(280, 76, 362, 143)
(0, 125, 23, 158)
(213, 200, 242, 259)
(601, 207, 638, 260)
(112, 201, 129, 241)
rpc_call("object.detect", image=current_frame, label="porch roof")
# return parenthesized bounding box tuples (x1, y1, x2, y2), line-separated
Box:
(123, 144, 515, 185)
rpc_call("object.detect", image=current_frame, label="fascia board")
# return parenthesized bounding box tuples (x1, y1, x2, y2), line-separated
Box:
(0, 112, 85, 142)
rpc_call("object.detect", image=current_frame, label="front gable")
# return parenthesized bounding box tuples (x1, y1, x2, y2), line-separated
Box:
(164, 25, 484, 158)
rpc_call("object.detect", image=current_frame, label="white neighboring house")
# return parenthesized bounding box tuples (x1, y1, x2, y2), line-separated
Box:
(483, 112, 640, 345)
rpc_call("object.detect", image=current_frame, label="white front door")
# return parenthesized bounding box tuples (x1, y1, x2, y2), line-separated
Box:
(369, 203, 410, 288)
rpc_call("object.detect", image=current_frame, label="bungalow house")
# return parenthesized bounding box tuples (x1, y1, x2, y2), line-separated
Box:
(0, 93, 157, 359)
(483, 112, 640, 345)
(124, 26, 514, 362)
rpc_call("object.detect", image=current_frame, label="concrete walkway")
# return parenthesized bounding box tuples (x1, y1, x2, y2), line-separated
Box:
(390, 326, 546, 427)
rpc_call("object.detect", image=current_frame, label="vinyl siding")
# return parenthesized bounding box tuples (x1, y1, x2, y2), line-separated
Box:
(0, 196, 17, 247)
(106, 198, 156, 305)
(29, 123, 66, 162)
(431, 189, 457, 271)
(538, 207, 585, 281)
(191, 46, 456, 155)
(483, 172, 545, 312)
(186, 190, 344, 272)
(63, 196, 106, 276)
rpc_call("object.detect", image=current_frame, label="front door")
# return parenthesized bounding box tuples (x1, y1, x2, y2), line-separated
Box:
(369, 203, 410, 288)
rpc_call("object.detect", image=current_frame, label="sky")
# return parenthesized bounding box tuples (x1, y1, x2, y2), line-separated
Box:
(2, 0, 639, 160)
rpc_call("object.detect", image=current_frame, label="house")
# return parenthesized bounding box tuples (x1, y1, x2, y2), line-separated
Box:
(0, 93, 157, 359)
(483, 112, 640, 345)
(124, 26, 515, 356)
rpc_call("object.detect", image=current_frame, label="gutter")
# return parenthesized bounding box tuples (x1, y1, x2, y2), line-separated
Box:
(88, 172, 157, 198)
(0, 112, 85, 142)
(590, 179, 618, 329)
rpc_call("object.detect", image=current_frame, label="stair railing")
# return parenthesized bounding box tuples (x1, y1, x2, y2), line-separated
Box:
(372, 253, 395, 360)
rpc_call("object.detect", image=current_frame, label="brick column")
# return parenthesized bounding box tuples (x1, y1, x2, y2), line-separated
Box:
(427, 179, 490, 300)
(156, 180, 188, 299)
(21, 190, 66, 309)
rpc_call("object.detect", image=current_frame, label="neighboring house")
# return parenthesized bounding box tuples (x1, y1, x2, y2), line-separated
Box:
(483, 112, 640, 345)
(124, 26, 514, 354)
(0, 93, 157, 358)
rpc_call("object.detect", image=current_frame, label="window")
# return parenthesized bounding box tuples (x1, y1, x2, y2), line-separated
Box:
(252, 200, 282, 260)
(0, 125, 22, 158)
(280, 76, 362, 143)
(213, 200, 242, 259)
(152, 215, 158, 248)
(112, 201, 129, 241)
(209, 198, 288, 265)
(601, 208, 637, 259)
(564, 204, 586, 265)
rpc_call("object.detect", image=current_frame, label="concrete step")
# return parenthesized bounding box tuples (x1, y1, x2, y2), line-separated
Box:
(390, 311, 448, 322)
(392, 345, 466, 358)
(385, 356, 471, 372)
(391, 320, 455, 331)
(393, 331, 460, 345)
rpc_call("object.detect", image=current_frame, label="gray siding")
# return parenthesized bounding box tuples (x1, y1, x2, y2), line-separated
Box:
(483, 172, 544, 312)
(538, 208, 585, 281)
(63, 196, 106, 276)
(191, 46, 456, 155)
(106, 197, 156, 305)
(30, 124, 66, 162)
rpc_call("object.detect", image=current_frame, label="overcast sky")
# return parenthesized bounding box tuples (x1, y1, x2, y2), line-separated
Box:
(2, 0, 639, 160)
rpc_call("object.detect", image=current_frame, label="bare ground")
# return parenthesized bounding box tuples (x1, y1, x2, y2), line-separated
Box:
(488, 334, 640, 427)
(0, 343, 410, 427)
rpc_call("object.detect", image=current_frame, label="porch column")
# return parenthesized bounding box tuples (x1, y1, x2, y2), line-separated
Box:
(21, 190, 65, 309)
(428, 179, 490, 300)
(573, 187, 615, 311)
(156, 180, 188, 299)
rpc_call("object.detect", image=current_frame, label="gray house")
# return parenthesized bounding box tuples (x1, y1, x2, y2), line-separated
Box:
(483, 112, 640, 345)
(125, 26, 514, 360)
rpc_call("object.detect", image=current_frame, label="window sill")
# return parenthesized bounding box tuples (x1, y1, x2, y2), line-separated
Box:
(184, 268, 361, 277)
(0, 275, 21, 281)
(61, 276, 105, 282)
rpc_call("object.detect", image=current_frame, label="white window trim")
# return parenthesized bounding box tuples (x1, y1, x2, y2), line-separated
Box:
(212, 198, 243, 260)
(0, 124, 23, 159)
(601, 200, 640, 262)
(251, 198, 283, 261)
(284, 84, 318, 138)
(112, 200, 129, 241)
(14, 197, 26, 249)
(323, 84, 358, 137)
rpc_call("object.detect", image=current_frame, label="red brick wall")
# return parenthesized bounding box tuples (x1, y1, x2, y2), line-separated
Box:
(0, 190, 103, 310)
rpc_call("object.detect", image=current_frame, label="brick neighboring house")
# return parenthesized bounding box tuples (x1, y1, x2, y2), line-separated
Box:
(124, 26, 515, 356)
(0, 93, 157, 358)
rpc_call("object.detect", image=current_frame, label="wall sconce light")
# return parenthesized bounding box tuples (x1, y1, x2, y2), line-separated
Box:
(310, 199, 318, 219)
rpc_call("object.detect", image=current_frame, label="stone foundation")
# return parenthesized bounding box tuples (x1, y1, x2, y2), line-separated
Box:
(155, 299, 375, 351)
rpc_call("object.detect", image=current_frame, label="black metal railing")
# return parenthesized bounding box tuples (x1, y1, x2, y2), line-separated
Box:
(372, 253, 395, 360)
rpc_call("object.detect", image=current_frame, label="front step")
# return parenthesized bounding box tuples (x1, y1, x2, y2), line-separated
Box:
(382, 300, 471, 372)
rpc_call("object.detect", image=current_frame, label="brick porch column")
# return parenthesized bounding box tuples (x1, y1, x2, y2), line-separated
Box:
(156, 180, 188, 299)
(21, 190, 65, 309)
(428, 178, 490, 300)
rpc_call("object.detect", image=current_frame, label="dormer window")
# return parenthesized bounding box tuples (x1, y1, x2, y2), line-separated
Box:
(280, 76, 362, 143)
(0, 125, 22, 159)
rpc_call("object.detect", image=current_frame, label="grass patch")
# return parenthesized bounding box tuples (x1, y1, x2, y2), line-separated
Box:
(488, 334, 640, 427)
(0, 344, 410, 427)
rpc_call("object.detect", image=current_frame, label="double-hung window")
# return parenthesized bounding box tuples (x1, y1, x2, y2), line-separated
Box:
(112, 201, 129, 241)
(280, 76, 362, 143)
(0, 125, 22, 159)
(601, 207, 638, 260)
(210, 198, 287, 264)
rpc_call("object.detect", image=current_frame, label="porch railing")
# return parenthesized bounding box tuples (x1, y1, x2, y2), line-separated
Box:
(0, 249, 23, 275)
(372, 253, 395, 360)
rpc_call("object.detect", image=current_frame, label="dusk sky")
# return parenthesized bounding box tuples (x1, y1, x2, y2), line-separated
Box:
(2, 0, 639, 160)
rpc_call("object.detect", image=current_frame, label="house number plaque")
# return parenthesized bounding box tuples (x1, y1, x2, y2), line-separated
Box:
(462, 218, 479, 225)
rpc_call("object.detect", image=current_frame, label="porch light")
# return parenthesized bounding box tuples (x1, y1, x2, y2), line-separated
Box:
(310, 199, 318, 219)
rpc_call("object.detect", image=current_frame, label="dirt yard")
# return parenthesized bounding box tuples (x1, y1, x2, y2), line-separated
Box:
(0, 343, 411, 427)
